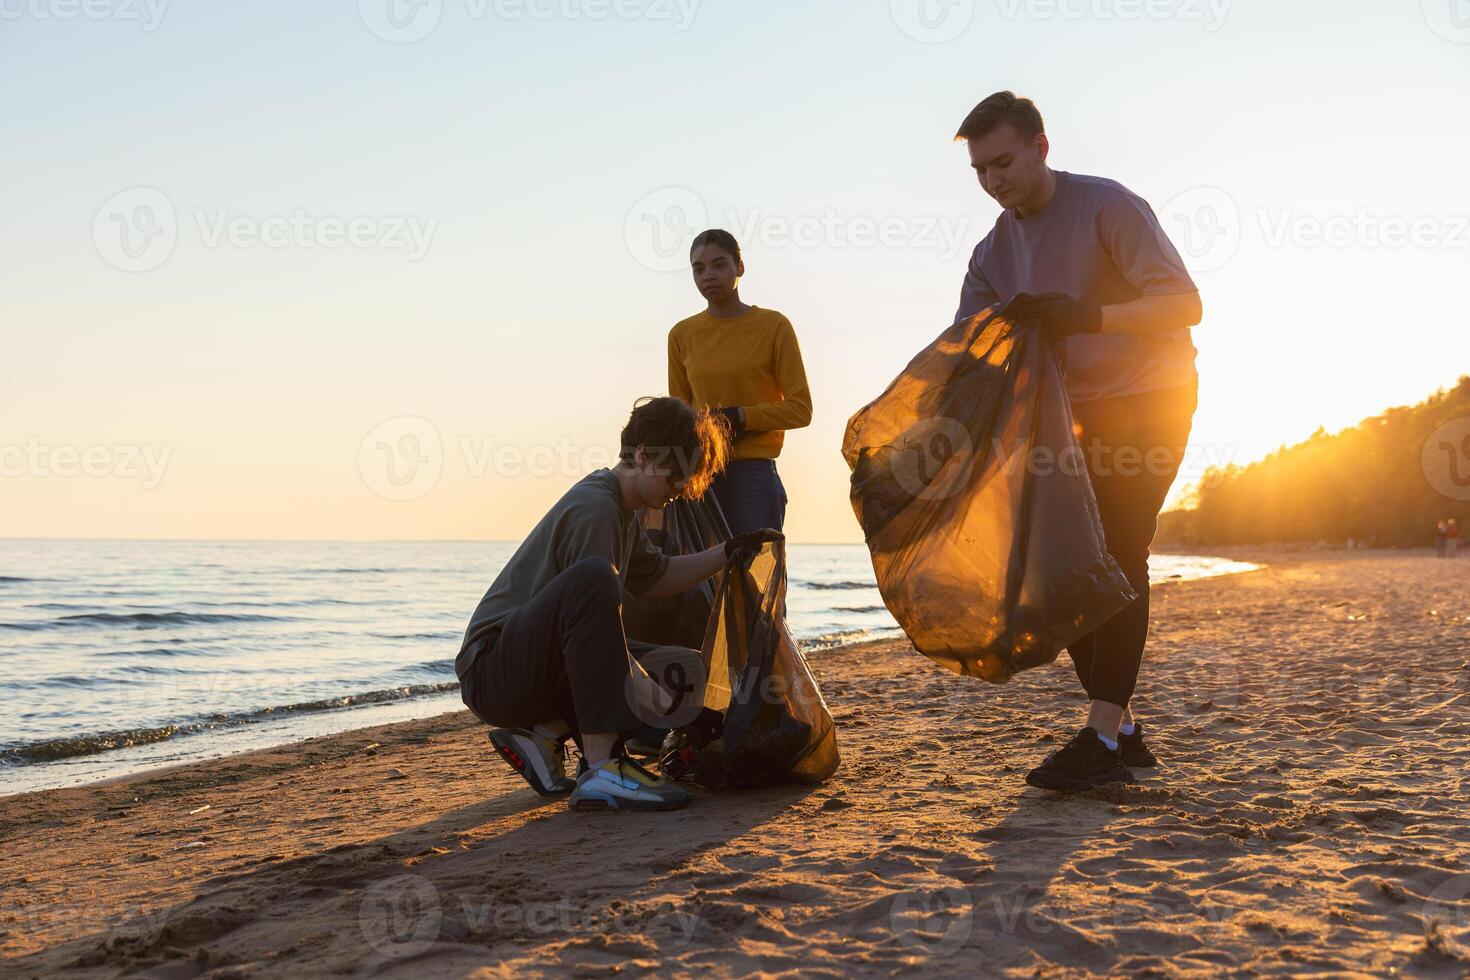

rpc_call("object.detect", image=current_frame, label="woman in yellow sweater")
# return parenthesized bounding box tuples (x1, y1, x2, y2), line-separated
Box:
(668, 229, 812, 535)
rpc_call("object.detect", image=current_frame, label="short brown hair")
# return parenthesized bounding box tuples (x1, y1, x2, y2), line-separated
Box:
(954, 91, 1045, 142)
(619, 396, 729, 500)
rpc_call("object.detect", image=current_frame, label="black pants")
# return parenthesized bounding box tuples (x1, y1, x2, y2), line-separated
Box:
(1066, 383, 1197, 709)
(460, 558, 694, 741)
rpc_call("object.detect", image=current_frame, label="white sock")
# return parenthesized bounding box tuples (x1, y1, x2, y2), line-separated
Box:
(1119, 722, 1137, 737)
(1096, 731, 1119, 751)
(530, 723, 561, 742)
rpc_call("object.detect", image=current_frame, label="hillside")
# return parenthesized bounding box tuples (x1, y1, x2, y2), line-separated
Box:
(1159, 377, 1470, 547)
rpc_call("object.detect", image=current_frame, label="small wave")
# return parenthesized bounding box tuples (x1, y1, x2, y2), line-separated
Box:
(0, 611, 295, 632)
(2, 725, 182, 764)
(21, 674, 96, 690)
(802, 581, 875, 591)
(834, 605, 886, 614)
(236, 682, 458, 719)
(307, 567, 411, 575)
(370, 631, 459, 641)
(0, 681, 459, 766)
(0, 576, 35, 584)
(803, 628, 872, 651)
(190, 598, 362, 609)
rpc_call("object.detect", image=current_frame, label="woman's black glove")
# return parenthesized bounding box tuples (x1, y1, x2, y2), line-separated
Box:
(716, 406, 746, 439)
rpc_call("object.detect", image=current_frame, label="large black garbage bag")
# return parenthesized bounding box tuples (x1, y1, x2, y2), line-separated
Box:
(624, 496, 731, 650)
(841, 306, 1136, 682)
(660, 538, 839, 788)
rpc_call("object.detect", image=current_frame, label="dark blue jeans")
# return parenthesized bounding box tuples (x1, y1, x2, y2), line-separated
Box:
(712, 459, 788, 535)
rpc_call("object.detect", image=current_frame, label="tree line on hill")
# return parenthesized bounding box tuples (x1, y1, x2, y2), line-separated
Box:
(1158, 377, 1470, 548)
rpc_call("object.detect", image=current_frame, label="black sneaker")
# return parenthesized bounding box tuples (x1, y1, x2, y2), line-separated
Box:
(1025, 726, 1136, 793)
(1117, 723, 1157, 768)
(624, 726, 668, 758)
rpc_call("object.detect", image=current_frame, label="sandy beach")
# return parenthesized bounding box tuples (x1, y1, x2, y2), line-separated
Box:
(3, 549, 1469, 978)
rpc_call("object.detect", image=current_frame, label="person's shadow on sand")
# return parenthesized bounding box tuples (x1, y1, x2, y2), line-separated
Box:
(15, 778, 817, 977)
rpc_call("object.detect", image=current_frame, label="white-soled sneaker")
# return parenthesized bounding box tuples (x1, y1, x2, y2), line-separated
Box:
(488, 728, 576, 797)
(568, 755, 691, 812)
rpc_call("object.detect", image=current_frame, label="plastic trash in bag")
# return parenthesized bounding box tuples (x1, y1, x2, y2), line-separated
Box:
(660, 538, 840, 788)
(624, 496, 732, 650)
(841, 306, 1136, 683)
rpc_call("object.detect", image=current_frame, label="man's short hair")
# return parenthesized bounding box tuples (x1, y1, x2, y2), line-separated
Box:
(619, 396, 729, 500)
(954, 91, 1045, 142)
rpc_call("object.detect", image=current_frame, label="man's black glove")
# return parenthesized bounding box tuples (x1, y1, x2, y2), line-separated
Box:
(724, 528, 783, 562)
(1004, 291, 1102, 343)
(716, 406, 746, 439)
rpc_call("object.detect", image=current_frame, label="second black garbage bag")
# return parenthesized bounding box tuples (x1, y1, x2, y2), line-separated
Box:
(660, 537, 840, 788)
(841, 306, 1136, 682)
(624, 496, 731, 651)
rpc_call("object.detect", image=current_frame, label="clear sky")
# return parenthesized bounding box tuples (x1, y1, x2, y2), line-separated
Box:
(4, 0, 1469, 542)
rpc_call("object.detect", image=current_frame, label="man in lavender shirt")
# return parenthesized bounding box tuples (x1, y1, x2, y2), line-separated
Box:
(952, 91, 1203, 792)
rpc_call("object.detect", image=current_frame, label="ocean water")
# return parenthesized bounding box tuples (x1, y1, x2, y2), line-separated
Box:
(0, 540, 1256, 796)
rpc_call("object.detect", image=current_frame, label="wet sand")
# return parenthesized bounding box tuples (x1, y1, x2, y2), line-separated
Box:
(3, 549, 1469, 977)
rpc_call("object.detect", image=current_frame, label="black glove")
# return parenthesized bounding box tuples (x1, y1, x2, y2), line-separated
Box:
(676, 707, 725, 746)
(715, 406, 746, 439)
(1004, 291, 1102, 342)
(724, 528, 783, 561)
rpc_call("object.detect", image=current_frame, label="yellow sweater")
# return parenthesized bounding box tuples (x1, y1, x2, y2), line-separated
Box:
(668, 306, 813, 461)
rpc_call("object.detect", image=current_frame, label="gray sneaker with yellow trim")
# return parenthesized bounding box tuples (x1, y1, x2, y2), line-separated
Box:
(488, 728, 576, 797)
(569, 755, 690, 812)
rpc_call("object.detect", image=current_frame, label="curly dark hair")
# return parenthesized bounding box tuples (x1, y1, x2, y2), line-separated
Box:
(689, 229, 742, 265)
(619, 396, 730, 500)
